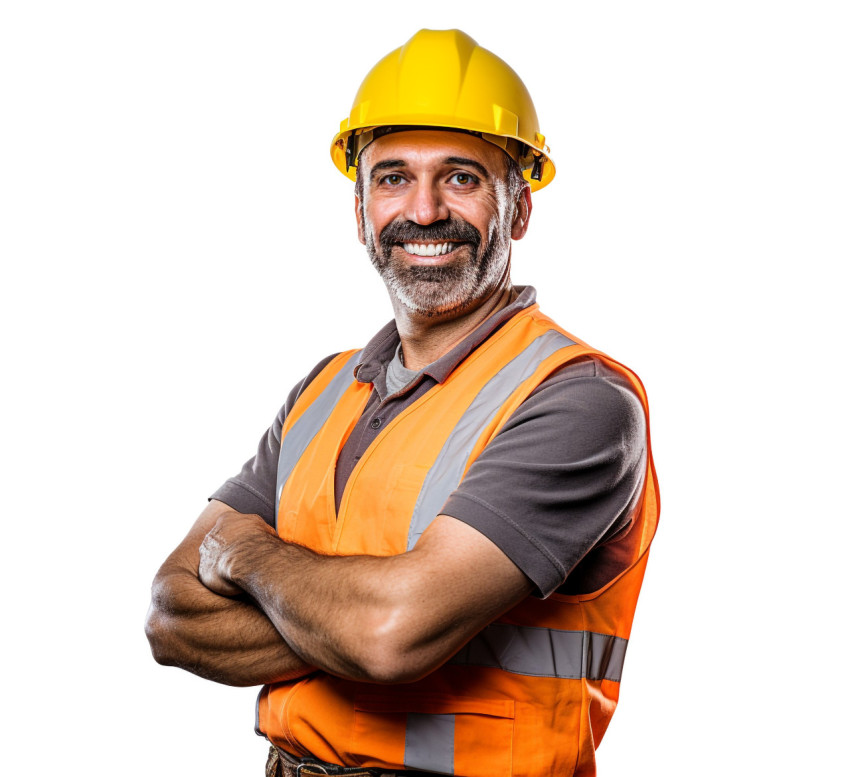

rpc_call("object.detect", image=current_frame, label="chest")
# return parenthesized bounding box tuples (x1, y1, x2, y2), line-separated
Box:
(275, 320, 581, 556)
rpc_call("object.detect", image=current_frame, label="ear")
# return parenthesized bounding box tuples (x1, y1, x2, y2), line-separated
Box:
(511, 185, 532, 241)
(355, 194, 366, 245)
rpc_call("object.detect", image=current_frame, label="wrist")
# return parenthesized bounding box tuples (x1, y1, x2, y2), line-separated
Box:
(227, 519, 280, 590)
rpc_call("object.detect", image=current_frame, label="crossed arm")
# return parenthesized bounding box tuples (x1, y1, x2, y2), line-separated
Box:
(145, 499, 532, 686)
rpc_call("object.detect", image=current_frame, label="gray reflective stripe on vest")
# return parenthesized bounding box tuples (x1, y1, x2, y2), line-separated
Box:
(406, 329, 575, 549)
(450, 623, 628, 682)
(254, 687, 263, 737)
(402, 627, 624, 776)
(275, 351, 362, 527)
(405, 713, 455, 774)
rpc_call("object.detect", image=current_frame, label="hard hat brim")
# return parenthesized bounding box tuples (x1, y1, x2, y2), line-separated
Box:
(331, 123, 555, 192)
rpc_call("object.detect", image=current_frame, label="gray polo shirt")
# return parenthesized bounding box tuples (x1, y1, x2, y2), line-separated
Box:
(211, 286, 647, 597)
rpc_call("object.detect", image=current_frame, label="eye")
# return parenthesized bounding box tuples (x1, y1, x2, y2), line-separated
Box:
(450, 172, 477, 186)
(380, 173, 405, 186)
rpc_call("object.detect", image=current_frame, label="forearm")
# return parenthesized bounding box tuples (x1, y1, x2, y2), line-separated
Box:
(204, 514, 531, 683)
(146, 566, 313, 686)
(145, 501, 314, 687)
(229, 536, 408, 681)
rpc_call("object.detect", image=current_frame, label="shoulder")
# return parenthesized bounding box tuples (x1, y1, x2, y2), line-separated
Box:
(444, 355, 648, 597)
(518, 355, 646, 451)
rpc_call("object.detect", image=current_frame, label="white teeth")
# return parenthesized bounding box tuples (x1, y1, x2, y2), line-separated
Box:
(402, 242, 456, 256)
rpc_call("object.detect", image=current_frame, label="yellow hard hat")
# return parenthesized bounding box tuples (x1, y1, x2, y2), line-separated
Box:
(331, 29, 555, 191)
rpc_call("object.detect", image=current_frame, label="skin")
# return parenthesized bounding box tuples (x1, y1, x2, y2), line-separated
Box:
(145, 130, 534, 685)
(356, 130, 531, 368)
(145, 499, 311, 686)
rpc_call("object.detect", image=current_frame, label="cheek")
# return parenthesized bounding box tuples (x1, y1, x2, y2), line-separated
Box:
(363, 201, 398, 238)
(452, 192, 503, 232)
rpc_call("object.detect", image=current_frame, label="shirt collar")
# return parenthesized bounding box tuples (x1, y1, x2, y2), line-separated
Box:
(354, 285, 538, 394)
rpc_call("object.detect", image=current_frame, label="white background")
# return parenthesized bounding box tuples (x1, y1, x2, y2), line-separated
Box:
(2, 1, 848, 774)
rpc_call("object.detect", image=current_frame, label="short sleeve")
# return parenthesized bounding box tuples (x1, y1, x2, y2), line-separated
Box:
(441, 357, 647, 598)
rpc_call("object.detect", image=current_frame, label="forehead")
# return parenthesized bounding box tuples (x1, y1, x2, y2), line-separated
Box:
(360, 129, 506, 172)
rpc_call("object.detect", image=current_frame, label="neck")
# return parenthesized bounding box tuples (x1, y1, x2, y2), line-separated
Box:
(392, 280, 515, 371)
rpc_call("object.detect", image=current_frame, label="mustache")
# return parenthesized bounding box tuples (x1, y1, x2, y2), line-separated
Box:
(379, 217, 481, 254)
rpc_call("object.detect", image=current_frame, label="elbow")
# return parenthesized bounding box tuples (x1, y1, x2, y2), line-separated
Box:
(359, 655, 434, 685)
(346, 607, 441, 684)
(144, 604, 177, 667)
(144, 579, 185, 667)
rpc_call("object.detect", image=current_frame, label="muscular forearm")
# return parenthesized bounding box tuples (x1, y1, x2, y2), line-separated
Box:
(229, 536, 409, 681)
(145, 566, 312, 686)
(201, 513, 531, 683)
(145, 501, 314, 687)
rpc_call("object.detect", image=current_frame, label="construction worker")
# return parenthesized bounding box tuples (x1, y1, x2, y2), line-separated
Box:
(145, 29, 659, 777)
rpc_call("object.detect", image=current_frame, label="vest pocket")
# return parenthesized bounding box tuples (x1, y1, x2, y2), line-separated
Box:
(352, 693, 515, 777)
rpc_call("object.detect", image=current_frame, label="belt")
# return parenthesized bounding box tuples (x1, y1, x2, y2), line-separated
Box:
(266, 745, 444, 777)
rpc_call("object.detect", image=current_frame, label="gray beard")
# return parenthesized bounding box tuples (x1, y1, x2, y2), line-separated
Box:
(364, 214, 512, 318)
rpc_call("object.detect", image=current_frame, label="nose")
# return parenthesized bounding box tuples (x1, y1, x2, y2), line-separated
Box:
(404, 181, 449, 225)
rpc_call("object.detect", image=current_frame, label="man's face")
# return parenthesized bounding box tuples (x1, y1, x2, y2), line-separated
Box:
(355, 130, 529, 318)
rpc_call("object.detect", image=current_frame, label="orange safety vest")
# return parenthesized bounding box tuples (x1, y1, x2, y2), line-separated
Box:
(256, 304, 659, 777)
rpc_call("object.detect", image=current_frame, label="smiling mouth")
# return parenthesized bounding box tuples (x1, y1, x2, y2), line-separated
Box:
(401, 242, 461, 257)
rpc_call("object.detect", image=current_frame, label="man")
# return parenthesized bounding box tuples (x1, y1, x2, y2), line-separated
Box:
(145, 29, 659, 777)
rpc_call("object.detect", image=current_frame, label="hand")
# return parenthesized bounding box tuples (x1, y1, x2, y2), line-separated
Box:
(198, 511, 275, 597)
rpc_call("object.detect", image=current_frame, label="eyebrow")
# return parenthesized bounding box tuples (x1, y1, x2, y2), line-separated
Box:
(369, 160, 406, 182)
(444, 157, 490, 179)
(368, 156, 492, 182)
